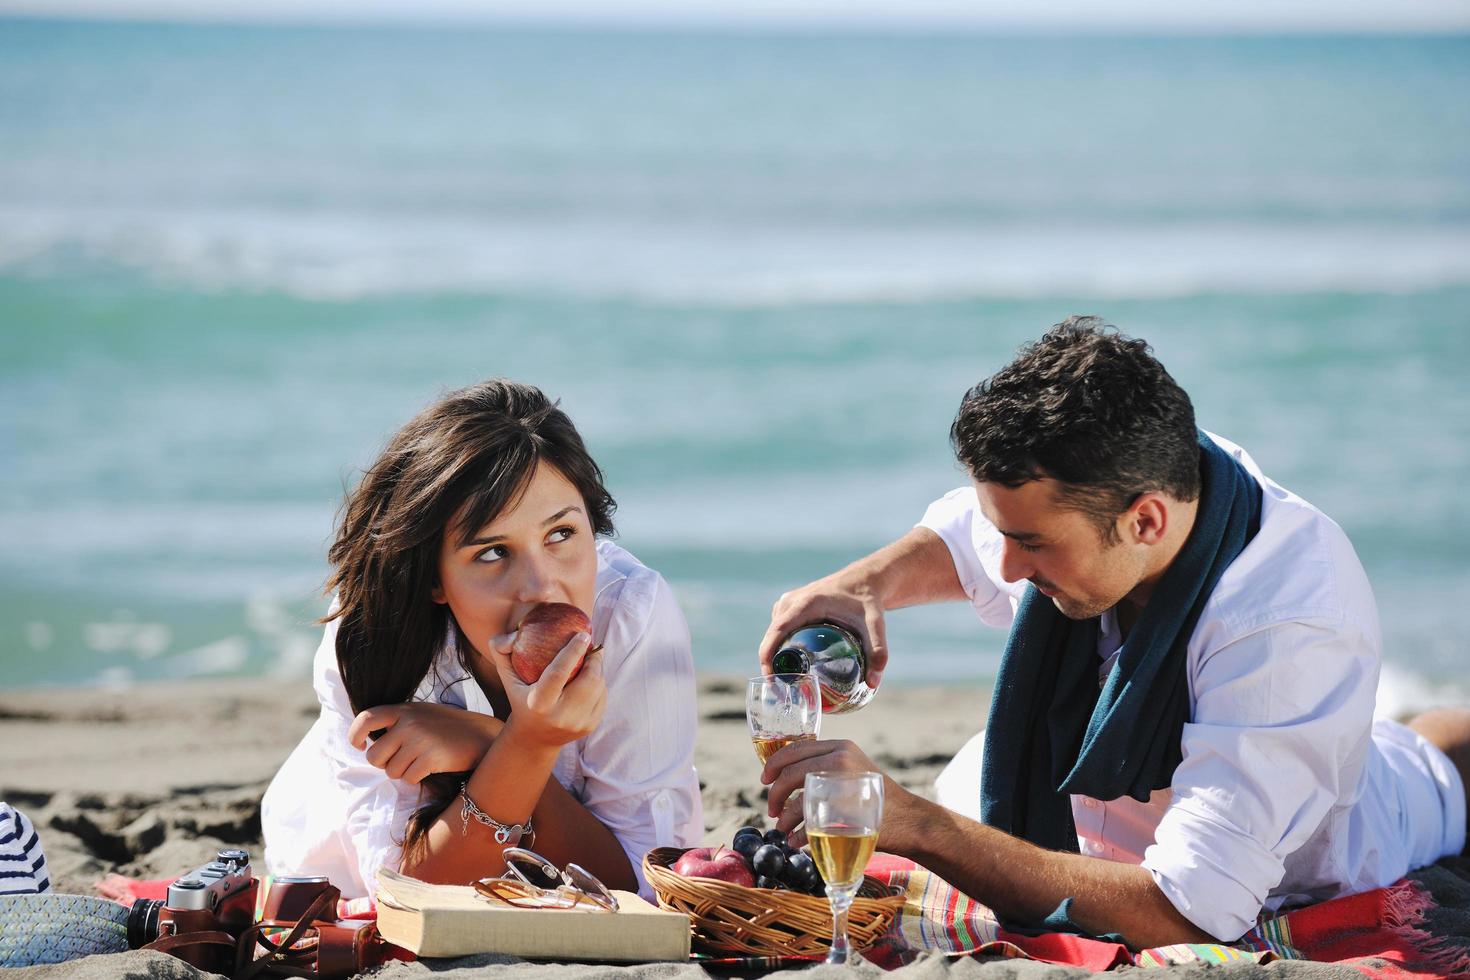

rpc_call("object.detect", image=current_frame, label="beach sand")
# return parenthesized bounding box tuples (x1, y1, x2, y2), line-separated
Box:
(2, 676, 1465, 979)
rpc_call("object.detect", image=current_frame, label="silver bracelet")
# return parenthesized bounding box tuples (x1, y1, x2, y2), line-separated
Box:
(458, 781, 534, 847)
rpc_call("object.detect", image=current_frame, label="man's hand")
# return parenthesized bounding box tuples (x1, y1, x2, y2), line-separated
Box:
(759, 572, 890, 689)
(485, 628, 607, 748)
(756, 528, 968, 690)
(348, 702, 504, 784)
(760, 737, 915, 850)
(764, 737, 1216, 949)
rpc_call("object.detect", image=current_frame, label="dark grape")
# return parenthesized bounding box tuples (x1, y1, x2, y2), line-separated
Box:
(756, 875, 783, 890)
(786, 851, 816, 884)
(762, 829, 787, 847)
(752, 843, 787, 878)
(734, 826, 763, 843)
(732, 834, 762, 860)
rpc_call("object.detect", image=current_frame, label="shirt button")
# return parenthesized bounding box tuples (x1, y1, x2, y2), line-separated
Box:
(1083, 799, 1098, 809)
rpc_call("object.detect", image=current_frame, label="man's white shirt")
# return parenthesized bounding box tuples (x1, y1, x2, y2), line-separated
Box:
(922, 432, 1465, 940)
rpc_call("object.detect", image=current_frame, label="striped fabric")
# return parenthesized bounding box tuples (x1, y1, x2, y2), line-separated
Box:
(882, 857, 1006, 954)
(868, 858, 1145, 971)
(866, 853, 1467, 977)
(1133, 942, 1269, 968)
(0, 804, 50, 896)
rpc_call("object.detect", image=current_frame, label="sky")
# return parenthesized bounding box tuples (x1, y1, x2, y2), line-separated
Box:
(2, 0, 1469, 32)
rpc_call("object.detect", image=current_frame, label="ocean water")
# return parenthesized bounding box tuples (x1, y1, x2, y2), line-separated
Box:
(1, 21, 1467, 710)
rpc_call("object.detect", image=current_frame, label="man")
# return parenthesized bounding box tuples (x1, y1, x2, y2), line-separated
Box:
(758, 318, 1469, 948)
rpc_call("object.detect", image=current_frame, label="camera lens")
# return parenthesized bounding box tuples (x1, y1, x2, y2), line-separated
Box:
(126, 899, 162, 949)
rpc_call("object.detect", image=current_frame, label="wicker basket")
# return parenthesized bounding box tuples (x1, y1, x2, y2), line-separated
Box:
(643, 846, 905, 958)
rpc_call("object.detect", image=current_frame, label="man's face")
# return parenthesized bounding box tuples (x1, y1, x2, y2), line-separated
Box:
(973, 477, 1147, 621)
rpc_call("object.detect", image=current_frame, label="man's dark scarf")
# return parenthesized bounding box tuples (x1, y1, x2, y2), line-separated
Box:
(978, 432, 1263, 854)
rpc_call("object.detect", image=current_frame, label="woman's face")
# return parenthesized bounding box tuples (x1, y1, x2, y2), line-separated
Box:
(432, 460, 598, 659)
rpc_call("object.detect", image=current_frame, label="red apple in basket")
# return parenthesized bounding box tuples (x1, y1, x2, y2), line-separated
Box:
(672, 847, 757, 888)
(511, 602, 594, 684)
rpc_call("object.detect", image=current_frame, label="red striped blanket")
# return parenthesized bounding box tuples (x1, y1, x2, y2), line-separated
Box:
(99, 856, 1470, 977)
(864, 852, 1470, 978)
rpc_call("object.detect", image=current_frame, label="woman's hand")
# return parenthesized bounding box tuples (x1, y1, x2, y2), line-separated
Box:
(485, 628, 607, 749)
(347, 702, 503, 784)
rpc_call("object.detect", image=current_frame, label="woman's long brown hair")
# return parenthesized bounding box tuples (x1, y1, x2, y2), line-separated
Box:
(324, 379, 615, 865)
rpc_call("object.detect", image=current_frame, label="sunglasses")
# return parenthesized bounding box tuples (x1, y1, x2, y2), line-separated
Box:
(473, 847, 619, 912)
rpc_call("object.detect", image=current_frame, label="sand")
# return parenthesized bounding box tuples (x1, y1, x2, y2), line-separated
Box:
(0, 675, 985, 898)
(1, 676, 1465, 979)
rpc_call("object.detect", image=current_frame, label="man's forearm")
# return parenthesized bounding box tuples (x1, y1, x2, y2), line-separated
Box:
(849, 526, 967, 610)
(893, 788, 1215, 949)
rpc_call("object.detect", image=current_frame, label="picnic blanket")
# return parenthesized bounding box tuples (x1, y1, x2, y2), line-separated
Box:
(97, 855, 1470, 977)
(865, 852, 1470, 978)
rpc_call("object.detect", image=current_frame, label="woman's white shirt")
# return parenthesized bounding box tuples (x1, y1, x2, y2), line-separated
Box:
(921, 432, 1465, 941)
(261, 538, 704, 901)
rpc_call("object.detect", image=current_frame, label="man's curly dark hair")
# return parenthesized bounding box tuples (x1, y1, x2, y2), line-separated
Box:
(950, 316, 1201, 542)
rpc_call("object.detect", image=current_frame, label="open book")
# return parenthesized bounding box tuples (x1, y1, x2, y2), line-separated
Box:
(375, 869, 691, 962)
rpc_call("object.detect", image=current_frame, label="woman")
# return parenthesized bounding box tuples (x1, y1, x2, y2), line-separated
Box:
(261, 380, 703, 900)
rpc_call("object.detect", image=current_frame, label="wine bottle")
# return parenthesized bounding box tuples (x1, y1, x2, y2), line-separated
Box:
(770, 621, 875, 714)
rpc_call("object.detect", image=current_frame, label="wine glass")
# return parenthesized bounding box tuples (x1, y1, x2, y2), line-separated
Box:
(745, 673, 821, 766)
(803, 770, 883, 966)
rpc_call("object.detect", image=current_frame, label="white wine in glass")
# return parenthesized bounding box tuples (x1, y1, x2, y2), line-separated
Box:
(807, 825, 878, 888)
(746, 673, 821, 766)
(751, 732, 816, 765)
(803, 770, 883, 966)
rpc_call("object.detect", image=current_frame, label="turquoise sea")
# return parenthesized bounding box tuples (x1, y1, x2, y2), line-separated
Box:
(1, 21, 1467, 706)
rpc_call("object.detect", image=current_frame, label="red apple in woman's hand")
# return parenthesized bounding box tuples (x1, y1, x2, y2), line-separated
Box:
(672, 846, 756, 887)
(511, 602, 592, 684)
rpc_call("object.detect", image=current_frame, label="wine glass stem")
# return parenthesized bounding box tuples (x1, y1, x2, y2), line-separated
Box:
(825, 886, 857, 965)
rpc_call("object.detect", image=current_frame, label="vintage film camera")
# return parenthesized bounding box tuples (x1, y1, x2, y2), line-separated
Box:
(127, 847, 258, 972)
(127, 850, 387, 978)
